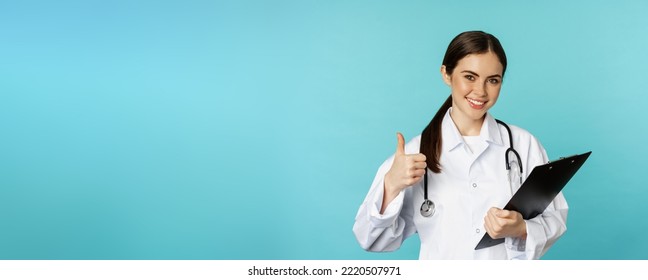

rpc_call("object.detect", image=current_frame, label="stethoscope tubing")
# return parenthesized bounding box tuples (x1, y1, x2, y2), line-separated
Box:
(420, 119, 523, 217)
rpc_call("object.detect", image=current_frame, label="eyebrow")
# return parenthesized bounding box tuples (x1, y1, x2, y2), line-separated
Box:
(461, 70, 502, 79)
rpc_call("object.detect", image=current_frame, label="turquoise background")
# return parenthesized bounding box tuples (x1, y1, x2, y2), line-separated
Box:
(1, 0, 646, 259)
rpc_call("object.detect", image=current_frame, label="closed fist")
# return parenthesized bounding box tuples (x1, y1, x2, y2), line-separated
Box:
(384, 132, 427, 193)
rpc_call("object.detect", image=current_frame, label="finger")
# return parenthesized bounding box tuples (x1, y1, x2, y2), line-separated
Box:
(486, 211, 499, 228)
(483, 218, 492, 233)
(410, 168, 425, 178)
(483, 218, 498, 238)
(413, 161, 427, 169)
(405, 155, 427, 166)
(488, 209, 505, 226)
(407, 176, 423, 186)
(497, 209, 516, 219)
(496, 209, 508, 218)
(488, 207, 500, 216)
(411, 153, 427, 162)
(396, 132, 405, 155)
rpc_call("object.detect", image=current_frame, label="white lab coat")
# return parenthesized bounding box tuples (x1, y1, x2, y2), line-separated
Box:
(353, 108, 568, 259)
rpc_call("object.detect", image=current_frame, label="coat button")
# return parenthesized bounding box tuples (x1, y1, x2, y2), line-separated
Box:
(472, 183, 477, 188)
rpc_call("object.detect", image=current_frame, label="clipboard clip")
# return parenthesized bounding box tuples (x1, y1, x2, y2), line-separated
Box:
(552, 154, 578, 163)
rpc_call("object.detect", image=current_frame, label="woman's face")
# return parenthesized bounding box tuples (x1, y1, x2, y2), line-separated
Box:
(442, 51, 504, 124)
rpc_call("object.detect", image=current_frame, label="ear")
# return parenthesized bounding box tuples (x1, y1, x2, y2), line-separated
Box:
(440, 65, 451, 86)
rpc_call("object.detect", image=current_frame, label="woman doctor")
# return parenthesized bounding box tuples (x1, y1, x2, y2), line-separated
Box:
(353, 31, 568, 259)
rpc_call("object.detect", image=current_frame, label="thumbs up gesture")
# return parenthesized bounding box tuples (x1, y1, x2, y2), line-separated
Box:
(384, 133, 428, 194)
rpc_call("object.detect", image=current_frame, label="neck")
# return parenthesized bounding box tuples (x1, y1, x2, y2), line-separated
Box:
(450, 109, 485, 136)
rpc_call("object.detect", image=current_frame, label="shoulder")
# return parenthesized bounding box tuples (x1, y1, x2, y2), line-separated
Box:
(506, 124, 537, 142)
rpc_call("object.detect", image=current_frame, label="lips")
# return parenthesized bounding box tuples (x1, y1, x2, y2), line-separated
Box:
(466, 97, 487, 109)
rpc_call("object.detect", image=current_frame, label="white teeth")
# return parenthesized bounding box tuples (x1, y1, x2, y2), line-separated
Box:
(467, 98, 485, 106)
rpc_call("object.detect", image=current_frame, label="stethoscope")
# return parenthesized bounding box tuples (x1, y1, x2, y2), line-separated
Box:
(420, 119, 523, 217)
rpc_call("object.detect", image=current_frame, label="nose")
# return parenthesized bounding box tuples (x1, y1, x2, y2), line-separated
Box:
(472, 81, 488, 97)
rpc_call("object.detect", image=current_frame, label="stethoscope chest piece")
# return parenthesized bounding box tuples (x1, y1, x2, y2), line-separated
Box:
(420, 199, 435, 217)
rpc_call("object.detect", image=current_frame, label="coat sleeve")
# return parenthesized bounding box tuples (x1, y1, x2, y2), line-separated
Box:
(352, 155, 417, 252)
(504, 134, 569, 260)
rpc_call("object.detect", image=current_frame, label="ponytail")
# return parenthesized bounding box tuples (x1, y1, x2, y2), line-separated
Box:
(420, 95, 452, 173)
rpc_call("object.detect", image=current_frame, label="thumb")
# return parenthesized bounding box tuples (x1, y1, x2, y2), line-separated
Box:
(396, 132, 406, 155)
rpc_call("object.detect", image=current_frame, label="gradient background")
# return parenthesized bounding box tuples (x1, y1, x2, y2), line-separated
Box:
(1, 0, 646, 260)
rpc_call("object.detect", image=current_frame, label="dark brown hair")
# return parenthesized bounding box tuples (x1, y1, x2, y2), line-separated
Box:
(421, 31, 507, 173)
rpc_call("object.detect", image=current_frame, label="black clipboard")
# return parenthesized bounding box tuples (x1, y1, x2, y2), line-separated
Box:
(474, 151, 592, 250)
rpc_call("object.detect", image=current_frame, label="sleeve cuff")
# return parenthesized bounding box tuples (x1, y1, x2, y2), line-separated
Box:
(522, 218, 547, 258)
(504, 219, 546, 259)
(367, 177, 405, 228)
(505, 235, 526, 252)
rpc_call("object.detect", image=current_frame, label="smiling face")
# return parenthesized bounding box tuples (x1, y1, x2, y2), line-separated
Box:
(441, 51, 504, 134)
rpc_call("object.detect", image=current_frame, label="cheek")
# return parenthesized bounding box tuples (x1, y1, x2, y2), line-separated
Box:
(487, 86, 502, 105)
(450, 80, 471, 94)
(489, 85, 502, 97)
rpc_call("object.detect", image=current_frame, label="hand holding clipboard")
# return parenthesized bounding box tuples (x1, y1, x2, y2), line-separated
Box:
(475, 151, 592, 250)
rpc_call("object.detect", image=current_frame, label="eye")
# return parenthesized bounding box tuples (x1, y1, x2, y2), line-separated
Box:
(488, 78, 501, 84)
(464, 75, 475, 81)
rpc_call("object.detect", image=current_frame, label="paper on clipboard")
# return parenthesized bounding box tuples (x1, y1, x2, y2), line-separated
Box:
(474, 151, 592, 250)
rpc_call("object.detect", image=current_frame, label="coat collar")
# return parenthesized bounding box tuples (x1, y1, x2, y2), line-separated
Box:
(442, 107, 505, 152)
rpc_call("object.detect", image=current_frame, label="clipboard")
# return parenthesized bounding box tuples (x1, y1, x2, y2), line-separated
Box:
(474, 151, 592, 250)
